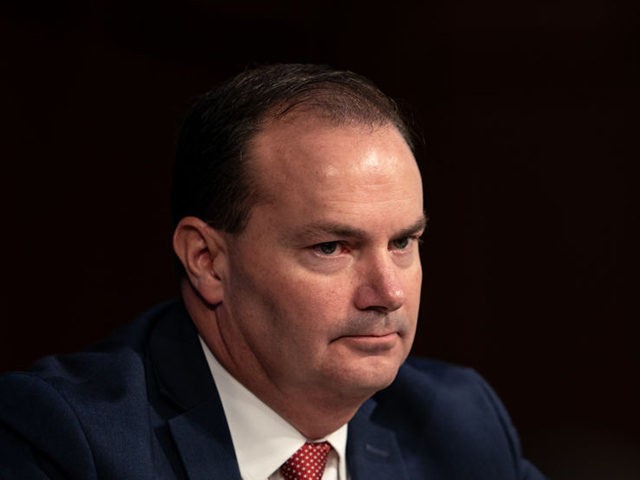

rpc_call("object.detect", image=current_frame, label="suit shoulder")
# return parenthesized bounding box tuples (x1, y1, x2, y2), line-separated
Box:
(0, 371, 97, 478)
(390, 356, 487, 398)
(0, 301, 173, 419)
(0, 300, 183, 479)
(19, 299, 180, 388)
(368, 357, 547, 479)
(372, 357, 513, 448)
(393, 357, 517, 423)
(0, 300, 180, 431)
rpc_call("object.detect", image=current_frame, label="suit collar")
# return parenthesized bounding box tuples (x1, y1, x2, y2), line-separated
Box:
(168, 398, 241, 479)
(347, 397, 410, 480)
(147, 301, 241, 479)
(148, 301, 214, 410)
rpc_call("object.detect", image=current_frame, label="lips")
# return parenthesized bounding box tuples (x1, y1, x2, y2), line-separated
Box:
(330, 328, 400, 341)
(335, 332, 400, 352)
(342, 332, 397, 339)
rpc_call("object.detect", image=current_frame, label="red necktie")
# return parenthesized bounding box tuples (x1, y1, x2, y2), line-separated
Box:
(279, 441, 331, 480)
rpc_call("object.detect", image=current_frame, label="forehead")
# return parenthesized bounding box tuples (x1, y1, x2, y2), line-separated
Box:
(240, 116, 424, 240)
(247, 116, 421, 200)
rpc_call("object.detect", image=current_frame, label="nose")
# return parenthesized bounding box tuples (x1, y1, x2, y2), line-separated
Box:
(353, 253, 406, 313)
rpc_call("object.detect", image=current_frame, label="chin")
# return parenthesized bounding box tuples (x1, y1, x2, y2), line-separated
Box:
(333, 358, 403, 397)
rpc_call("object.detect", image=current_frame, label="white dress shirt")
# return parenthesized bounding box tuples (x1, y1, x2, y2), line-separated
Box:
(199, 337, 349, 480)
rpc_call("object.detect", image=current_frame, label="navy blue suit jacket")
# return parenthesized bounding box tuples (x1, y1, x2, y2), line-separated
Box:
(0, 301, 545, 479)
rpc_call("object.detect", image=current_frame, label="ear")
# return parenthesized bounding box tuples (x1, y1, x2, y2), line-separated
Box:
(172, 216, 227, 306)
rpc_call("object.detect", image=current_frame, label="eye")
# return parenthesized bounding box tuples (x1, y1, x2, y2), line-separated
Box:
(391, 237, 410, 250)
(390, 235, 422, 251)
(313, 241, 342, 256)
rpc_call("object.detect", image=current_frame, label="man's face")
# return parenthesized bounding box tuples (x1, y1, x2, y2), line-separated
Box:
(217, 116, 424, 403)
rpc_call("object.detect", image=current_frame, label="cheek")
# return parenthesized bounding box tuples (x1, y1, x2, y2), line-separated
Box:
(267, 273, 353, 343)
(278, 275, 346, 318)
(230, 264, 337, 332)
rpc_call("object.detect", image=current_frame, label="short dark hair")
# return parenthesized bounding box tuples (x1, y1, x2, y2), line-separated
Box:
(171, 63, 413, 233)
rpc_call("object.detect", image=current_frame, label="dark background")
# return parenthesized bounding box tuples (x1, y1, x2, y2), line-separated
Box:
(1, 1, 638, 478)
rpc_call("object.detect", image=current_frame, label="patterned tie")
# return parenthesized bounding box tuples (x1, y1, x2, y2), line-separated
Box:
(279, 441, 332, 480)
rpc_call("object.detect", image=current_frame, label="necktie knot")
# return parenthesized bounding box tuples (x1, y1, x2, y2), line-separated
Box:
(280, 441, 331, 480)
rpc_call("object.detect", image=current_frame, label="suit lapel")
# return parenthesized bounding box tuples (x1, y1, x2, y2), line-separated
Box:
(168, 397, 241, 479)
(147, 301, 241, 479)
(347, 399, 410, 480)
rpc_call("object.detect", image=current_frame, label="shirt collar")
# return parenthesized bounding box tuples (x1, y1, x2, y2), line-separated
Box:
(199, 337, 348, 480)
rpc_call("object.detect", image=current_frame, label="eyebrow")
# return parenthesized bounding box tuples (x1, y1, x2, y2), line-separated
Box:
(394, 214, 429, 239)
(293, 213, 429, 242)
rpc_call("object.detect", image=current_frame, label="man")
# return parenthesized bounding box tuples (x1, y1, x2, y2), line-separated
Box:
(0, 64, 545, 479)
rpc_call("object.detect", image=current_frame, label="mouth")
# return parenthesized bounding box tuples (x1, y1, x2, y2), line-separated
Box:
(334, 332, 400, 353)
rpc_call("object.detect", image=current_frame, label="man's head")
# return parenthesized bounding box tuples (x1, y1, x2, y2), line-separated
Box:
(171, 63, 414, 234)
(172, 64, 425, 437)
